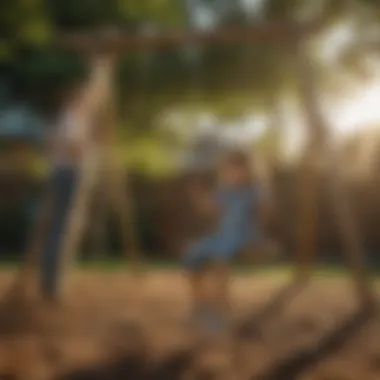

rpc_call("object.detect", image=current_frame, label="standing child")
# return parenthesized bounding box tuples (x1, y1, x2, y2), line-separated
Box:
(39, 79, 90, 302)
(183, 150, 263, 333)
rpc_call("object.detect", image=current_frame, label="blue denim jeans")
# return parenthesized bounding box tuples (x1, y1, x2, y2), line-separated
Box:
(40, 166, 77, 300)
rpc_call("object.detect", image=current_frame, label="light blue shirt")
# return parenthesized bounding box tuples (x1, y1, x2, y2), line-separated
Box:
(183, 184, 262, 269)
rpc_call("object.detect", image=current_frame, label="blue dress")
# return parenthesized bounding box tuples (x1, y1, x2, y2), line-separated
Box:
(183, 184, 261, 270)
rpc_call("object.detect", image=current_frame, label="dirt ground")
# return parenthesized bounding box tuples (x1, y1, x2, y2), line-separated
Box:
(0, 269, 379, 380)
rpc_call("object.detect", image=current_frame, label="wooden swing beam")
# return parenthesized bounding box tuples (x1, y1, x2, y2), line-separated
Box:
(54, 19, 374, 307)
(59, 21, 322, 53)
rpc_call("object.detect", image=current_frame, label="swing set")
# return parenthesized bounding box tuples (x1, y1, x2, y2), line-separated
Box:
(8, 19, 375, 309)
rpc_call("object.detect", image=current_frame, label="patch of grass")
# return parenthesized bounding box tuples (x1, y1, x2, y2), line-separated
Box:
(69, 261, 380, 282)
(1, 258, 380, 281)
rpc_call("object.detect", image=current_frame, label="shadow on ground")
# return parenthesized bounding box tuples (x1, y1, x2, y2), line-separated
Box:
(57, 349, 194, 380)
(58, 306, 374, 380)
(254, 306, 376, 380)
(236, 279, 306, 340)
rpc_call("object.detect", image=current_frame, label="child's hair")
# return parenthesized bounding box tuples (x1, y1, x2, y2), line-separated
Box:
(224, 150, 251, 170)
(226, 150, 248, 164)
(221, 149, 254, 184)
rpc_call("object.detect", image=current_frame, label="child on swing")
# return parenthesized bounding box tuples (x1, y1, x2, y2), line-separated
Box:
(184, 150, 263, 332)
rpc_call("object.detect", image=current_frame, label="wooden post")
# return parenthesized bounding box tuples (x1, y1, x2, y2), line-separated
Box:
(292, 35, 374, 306)
(291, 35, 323, 283)
(326, 151, 375, 307)
(90, 178, 108, 259)
(58, 52, 142, 295)
(103, 105, 141, 269)
(294, 143, 320, 281)
(57, 54, 114, 294)
(97, 60, 141, 268)
(263, 98, 283, 258)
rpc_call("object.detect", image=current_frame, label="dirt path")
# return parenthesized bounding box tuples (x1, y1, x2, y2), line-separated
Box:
(0, 270, 379, 380)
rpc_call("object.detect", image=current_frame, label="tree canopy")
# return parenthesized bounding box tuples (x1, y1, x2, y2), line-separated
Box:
(1, 0, 380, 175)
(1, 1, 379, 112)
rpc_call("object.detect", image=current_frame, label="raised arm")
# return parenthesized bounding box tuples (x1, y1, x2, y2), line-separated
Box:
(80, 55, 114, 116)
